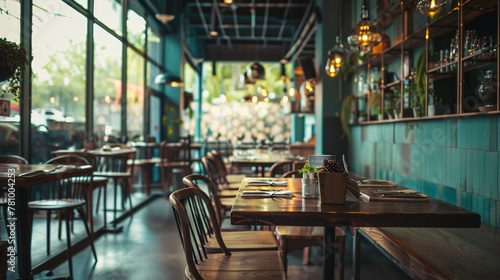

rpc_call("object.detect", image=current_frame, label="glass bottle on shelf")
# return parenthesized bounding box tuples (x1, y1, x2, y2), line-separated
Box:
(464, 30, 471, 57)
(449, 38, 457, 70)
(438, 50, 445, 73)
(443, 49, 449, 72)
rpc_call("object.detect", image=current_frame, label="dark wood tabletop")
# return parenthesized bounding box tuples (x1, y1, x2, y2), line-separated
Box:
(0, 163, 93, 280)
(0, 163, 93, 187)
(231, 178, 480, 228)
(229, 151, 301, 176)
(230, 177, 481, 279)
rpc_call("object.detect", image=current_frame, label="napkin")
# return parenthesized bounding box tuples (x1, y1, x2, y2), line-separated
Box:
(247, 180, 288, 186)
(357, 179, 396, 188)
(360, 189, 429, 202)
(241, 190, 293, 198)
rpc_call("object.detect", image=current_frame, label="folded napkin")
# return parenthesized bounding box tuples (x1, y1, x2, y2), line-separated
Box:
(360, 189, 429, 202)
(241, 190, 293, 198)
(247, 180, 288, 186)
(357, 179, 396, 188)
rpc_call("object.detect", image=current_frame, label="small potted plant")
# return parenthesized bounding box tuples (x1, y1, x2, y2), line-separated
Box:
(317, 158, 348, 204)
(0, 38, 29, 102)
(298, 162, 319, 198)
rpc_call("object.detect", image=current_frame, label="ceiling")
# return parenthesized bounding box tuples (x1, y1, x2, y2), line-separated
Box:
(147, 0, 317, 63)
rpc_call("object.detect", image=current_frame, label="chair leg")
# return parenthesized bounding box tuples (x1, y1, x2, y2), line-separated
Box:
(64, 210, 74, 279)
(302, 246, 311, 265)
(127, 178, 133, 212)
(46, 210, 51, 255)
(95, 187, 101, 214)
(76, 207, 98, 262)
(113, 179, 118, 225)
(337, 235, 346, 280)
(280, 237, 288, 278)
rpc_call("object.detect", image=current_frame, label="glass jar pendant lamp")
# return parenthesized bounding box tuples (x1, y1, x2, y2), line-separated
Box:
(325, 36, 347, 78)
(417, 0, 450, 18)
(347, 1, 381, 54)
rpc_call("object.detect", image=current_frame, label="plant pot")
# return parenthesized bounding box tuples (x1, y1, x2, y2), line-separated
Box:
(0, 98, 11, 116)
(301, 178, 316, 198)
(317, 172, 348, 204)
(0, 65, 15, 83)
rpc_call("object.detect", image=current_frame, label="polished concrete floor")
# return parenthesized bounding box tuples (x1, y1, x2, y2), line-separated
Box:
(4, 183, 410, 280)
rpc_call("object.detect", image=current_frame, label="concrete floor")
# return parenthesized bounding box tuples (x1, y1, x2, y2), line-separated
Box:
(5, 187, 410, 280)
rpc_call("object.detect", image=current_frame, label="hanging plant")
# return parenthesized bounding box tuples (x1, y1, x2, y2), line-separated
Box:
(0, 38, 30, 101)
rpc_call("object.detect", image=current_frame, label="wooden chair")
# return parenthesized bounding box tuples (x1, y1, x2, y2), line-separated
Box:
(275, 171, 346, 279)
(183, 170, 235, 224)
(28, 155, 97, 279)
(182, 174, 278, 252)
(209, 149, 246, 184)
(157, 141, 192, 198)
(51, 150, 109, 233)
(169, 187, 285, 280)
(281, 170, 301, 178)
(268, 160, 294, 177)
(93, 146, 137, 225)
(201, 156, 239, 197)
(0, 155, 28, 237)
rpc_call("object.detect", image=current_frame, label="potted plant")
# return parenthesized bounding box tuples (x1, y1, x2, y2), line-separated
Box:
(368, 90, 382, 120)
(298, 162, 319, 198)
(0, 38, 29, 102)
(317, 159, 348, 204)
(340, 95, 354, 139)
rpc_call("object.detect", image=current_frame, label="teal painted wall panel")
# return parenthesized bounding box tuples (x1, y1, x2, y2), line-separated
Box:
(457, 117, 491, 150)
(443, 186, 457, 205)
(484, 152, 498, 199)
(349, 117, 500, 228)
(395, 122, 414, 144)
(380, 123, 394, 143)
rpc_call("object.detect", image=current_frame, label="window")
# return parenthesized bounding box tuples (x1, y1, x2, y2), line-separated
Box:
(93, 25, 123, 144)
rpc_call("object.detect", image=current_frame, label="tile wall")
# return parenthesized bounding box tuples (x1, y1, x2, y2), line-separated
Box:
(349, 115, 500, 228)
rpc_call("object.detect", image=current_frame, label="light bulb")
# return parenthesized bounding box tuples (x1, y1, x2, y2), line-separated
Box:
(417, 0, 449, 18)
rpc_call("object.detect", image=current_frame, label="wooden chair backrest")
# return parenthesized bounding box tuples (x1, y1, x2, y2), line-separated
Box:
(169, 187, 231, 280)
(182, 174, 225, 227)
(268, 160, 294, 177)
(160, 141, 189, 163)
(44, 154, 92, 200)
(0, 155, 28, 164)
(201, 156, 227, 187)
(281, 170, 301, 178)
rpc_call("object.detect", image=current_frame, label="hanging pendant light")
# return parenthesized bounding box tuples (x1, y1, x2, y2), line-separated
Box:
(417, 0, 449, 18)
(347, 1, 381, 54)
(325, 36, 347, 78)
(248, 62, 265, 80)
(154, 72, 183, 87)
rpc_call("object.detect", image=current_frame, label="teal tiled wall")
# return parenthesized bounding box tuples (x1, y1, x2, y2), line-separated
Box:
(349, 115, 500, 228)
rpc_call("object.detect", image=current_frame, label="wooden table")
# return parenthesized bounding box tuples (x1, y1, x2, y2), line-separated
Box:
(230, 178, 481, 280)
(88, 148, 137, 229)
(0, 163, 93, 280)
(229, 150, 299, 176)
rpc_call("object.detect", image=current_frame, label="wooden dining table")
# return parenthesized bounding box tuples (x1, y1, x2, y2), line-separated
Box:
(229, 149, 302, 176)
(230, 178, 481, 280)
(0, 163, 93, 280)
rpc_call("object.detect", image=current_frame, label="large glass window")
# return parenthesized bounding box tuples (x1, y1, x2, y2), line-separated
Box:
(147, 26, 161, 64)
(31, 0, 87, 162)
(126, 48, 145, 140)
(94, 0, 122, 36)
(93, 25, 122, 144)
(127, 9, 146, 52)
(0, 0, 21, 156)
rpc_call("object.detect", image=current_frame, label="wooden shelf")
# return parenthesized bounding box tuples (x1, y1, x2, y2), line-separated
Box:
(345, 1, 498, 125)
